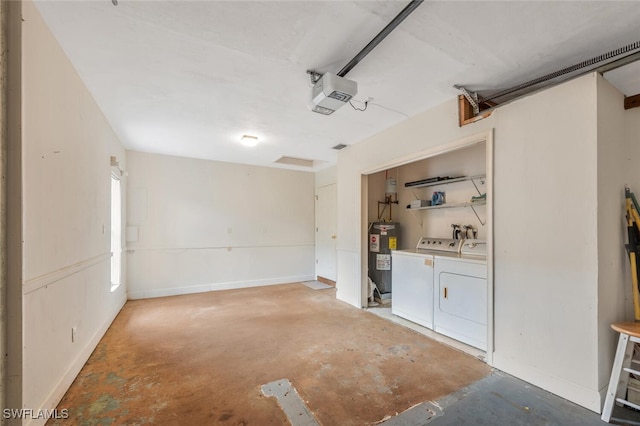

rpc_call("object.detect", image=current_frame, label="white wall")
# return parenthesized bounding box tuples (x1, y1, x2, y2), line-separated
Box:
(491, 75, 599, 410)
(316, 165, 337, 188)
(5, 0, 22, 413)
(627, 105, 640, 186)
(596, 75, 632, 395)
(21, 1, 128, 421)
(337, 73, 628, 412)
(126, 151, 315, 299)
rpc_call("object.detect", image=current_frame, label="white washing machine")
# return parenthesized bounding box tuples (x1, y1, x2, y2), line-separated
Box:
(392, 238, 464, 330)
(433, 240, 487, 350)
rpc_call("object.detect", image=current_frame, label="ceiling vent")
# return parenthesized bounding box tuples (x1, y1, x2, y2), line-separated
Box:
(275, 156, 325, 168)
(332, 144, 348, 150)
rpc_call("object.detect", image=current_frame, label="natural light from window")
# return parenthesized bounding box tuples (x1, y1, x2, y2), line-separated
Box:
(110, 174, 121, 292)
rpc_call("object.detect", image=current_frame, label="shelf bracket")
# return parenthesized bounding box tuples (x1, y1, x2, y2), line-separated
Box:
(470, 176, 484, 196)
(406, 208, 424, 227)
(470, 204, 486, 226)
(454, 85, 480, 115)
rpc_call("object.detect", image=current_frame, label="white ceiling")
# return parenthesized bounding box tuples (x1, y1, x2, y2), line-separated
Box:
(34, 1, 640, 171)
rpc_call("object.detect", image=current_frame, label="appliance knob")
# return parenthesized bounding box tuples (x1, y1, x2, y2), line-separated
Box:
(448, 242, 454, 247)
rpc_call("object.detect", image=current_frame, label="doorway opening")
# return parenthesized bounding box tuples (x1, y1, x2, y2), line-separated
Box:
(361, 131, 494, 363)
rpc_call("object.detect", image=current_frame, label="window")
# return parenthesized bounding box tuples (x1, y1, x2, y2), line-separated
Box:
(110, 174, 122, 291)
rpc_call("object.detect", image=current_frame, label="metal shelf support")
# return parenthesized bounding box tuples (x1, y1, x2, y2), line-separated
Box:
(470, 204, 486, 226)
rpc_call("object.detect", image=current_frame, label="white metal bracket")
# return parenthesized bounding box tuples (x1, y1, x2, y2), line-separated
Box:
(454, 85, 480, 115)
(306, 70, 322, 85)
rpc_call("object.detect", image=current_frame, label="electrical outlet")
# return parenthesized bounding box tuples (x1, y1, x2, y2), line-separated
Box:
(71, 327, 77, 343)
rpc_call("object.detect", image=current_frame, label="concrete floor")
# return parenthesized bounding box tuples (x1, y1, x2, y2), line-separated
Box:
(428, 371, 605, 425)
(49, 283, 608, 425)
(50, 283, 489, 425)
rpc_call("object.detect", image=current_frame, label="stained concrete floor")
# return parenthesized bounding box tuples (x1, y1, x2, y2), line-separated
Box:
(49, 283, 609, 425)
(50, 283, 490, 425)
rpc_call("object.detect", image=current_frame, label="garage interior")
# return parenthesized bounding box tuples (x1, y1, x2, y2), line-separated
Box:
(3, 1, 640, 425)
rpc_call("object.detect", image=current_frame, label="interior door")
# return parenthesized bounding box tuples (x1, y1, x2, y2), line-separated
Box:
(316, 184, 337, 281)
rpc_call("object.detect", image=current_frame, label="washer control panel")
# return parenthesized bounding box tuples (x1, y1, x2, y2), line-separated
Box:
(416, 237, 463, 253)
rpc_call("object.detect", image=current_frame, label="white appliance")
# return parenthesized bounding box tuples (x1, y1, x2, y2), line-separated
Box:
(391, 251, 434, 328)
(434, 255, 487, 350)
(309, 72, 358, 115)
(392, 238, 463, 329)
(392, 237, 488, 351)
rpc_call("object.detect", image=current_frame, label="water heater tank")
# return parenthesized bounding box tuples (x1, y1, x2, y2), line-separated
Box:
(368, 222, 399, 294)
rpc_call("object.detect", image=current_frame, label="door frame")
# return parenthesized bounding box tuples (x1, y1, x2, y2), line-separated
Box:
(359, 130, 494, 364)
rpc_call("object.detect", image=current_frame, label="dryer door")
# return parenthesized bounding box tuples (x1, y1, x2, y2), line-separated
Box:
(434, 258, 487, 350)
(438, 273, 486, 324)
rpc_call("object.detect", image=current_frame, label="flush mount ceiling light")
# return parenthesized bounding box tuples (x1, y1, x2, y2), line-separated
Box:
(240, 135, 259, 147)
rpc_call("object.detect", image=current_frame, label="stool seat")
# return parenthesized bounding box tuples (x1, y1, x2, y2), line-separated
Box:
(612, 322, 640, 339)
(602, 322, 640, 423)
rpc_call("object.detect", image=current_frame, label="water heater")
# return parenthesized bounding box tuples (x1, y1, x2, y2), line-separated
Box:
(368, 222, 399, 294)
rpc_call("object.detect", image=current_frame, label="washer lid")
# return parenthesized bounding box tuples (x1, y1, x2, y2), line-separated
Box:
(460, 239, 487, 257)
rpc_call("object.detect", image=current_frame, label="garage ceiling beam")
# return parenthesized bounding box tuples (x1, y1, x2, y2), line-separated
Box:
(625, 94, 640, 110)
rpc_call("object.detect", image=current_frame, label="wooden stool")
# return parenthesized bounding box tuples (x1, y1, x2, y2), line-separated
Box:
(602, 322, 640, 422)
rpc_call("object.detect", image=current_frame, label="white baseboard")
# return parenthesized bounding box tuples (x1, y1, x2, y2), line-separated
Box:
(27, 294, 127, 426)
(127, 275, 316, 300)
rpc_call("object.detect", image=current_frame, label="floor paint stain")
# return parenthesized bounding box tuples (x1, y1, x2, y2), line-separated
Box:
(105, 372, 125, 385)
(218, 411, 234, 421)
(88, 394, 121, 416)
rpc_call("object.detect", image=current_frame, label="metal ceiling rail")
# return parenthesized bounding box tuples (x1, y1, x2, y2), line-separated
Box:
(482, 40, 640, 103)
(337, 0, 424, 78)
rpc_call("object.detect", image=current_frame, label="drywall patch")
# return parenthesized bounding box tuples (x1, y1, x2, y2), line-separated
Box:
(261, 378, 319, 426)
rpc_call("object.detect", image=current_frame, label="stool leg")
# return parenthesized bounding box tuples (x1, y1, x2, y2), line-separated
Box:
(602, 333, 633, 422)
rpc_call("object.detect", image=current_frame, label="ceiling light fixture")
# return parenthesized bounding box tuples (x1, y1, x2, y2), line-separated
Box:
(240, 135, 259, 147)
